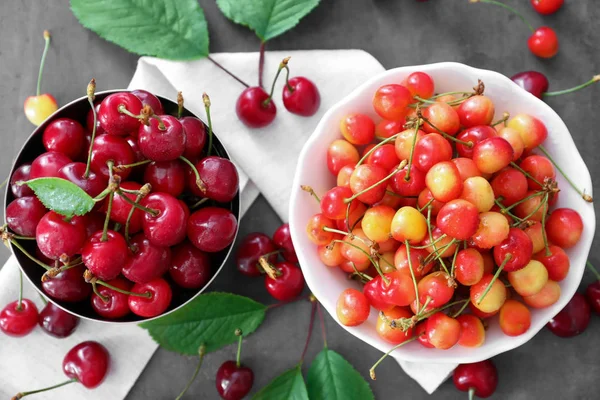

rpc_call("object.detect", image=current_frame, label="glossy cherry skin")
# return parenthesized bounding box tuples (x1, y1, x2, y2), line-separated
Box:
(98, 92, 143, 136)
(42, 265, 91, 302)
(108, 181, 144, 233)
(82, 230, 129, 281)
(196, 156, 240, 203)
(131, 89, 164, 115)
(63, 341, 110, 388)
(414, 133, 453, 172)
(39, 302, 79, 338)
(528, 27, 559, 58)
(0, 299, 39, 337)
(29, 151, 72, 179)
(265, 262, 304, 301)
(128, 278, 173, 318)
(453, 360, 498, 398)
(24, 93, 58, 126)
(282, 76, 321, 116)
(456, 126, 495, 159)
(144, 160, 186, 197)
(91, 277, 132, 319)
(58, 162, 108, 198)
(187, 207, 238, 252)
(180, 117, 207, 159)
(169, 241, 212, 289)
(511, 71, 549, 99)
(216, 360, 254, 400)
(138, 115, 186, 161)
(6, 196, 47, 237)
(90, 134, 136, 180)
(586, 281, 600, 314)
(531, 0, 564, 15)
(36, 211, 87, 259)
(493, 228, 533, 272)
(236, 87, 276, 128)
(10, 163, 34, 198)
(273, 223, 298, 262)
(42, 118, 86, 159)
(123, 233, 172, 284)
(236, 233, 277, 277)
(141, 192, 188, 247)
(546, 292, 591, 337)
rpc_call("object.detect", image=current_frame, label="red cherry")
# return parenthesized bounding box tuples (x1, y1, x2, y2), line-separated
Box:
(490, 168, 528, 206)
(128, 278, 172, 318)
(36, 211, 86, 259)
(265, 261, 304, 301)
(91, 277, 132, 319)
(404, 71, 435, 99)
(180, 117, 207, 159)
(545, 208, 583, 248)
(10, 164, 34, 198)
(63, 341, 110, 388)
(122, 233, 171, 284)
(236, 87, 276, 128)
(6, 196, 47, 237)
(436, 199, 479, 240)
(456, 126, 495, 159)
(98, 92, 143, 135)
(546, 292, 590, 337)
(187, 207, 238, 252)
(511, 71, 549, 99)
(39, 302, 79, 338)
(321, 186, 358, 220)
(367, 144, 400, 172)
(141, 192, 188, 247)
(58, 162, 108, 198)
(42, 118, 85, 159)
(138, 115, 186, 161)
(29, 151, 72, 179)
(413, 133, 453, 172)
(528, 27, 559, 58)
(493, 228, 533, 272)
(86, 103, 105, 136)
(107, 181, 144, 233)
(533, 245, 570, 281)
(376, 120, 404, 139)
(363, 275, 392, 311)
(453, 360, 498, 398)
(196, 156, 240, 203)
(90, 134, 136, 180)
(143, 160, 186, 197)
(236, 233, 277, 277)
(216, 360, 254, 400)
(42, 265, 91, 302)
(391, 165, 426, 197)
(0, 299, 39, 337)
(169, 241, 212, 289)
(282, 76, 320, 116)
(531, 0, 564, 15)
(585, 281, 600, 315)
(131, 89, 164, 115)
(82, 230, 129, 281)
(273, 223, 298, 262)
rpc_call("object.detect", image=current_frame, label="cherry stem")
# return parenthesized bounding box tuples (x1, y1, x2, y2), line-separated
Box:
(316, 302, 328, 348)
(425, 206, 450, 276)
(344, 161, 407, 203)
(84, 78, 97, 179)
(417, 197, 434, 212)
(235, 328, 243, 367)
(36, 30, 51, 96)
(405, 241, 420, 313)
(503, 190, 544, 212)
(419, 115, 473, 147)
(405, 121, 421, 181)
(191, 197, 209, 209)
(369, 336, 418, 380)
(177, 91, 184, 119)
(10, 235, 35, 241)
(258, 42, 266, 88)
(283, 60, 294, 92)
(16, 270, 24, 311)
(509, 161, 543, 188)
(101, 192, 114, 242)
(9, 239, 51, 271)
(90, 280, 108, 302)
(175, 345, 206, 400)
(450, 242, 460, 278)
(492, 112, 510, 127)
(470, 0, 534, 32)
(179, 156, 206, 193)
(202, 93, 214, 157)
(96, 279, 152, 298)
(540, 193, 551, 256)
(266, 294, 312, 311)
(494, 199, 523, 223)
(357, 134, 399, 168)
(263, 57, 290, 108)
(38, 292, 48, 305)
(411, 233, 447, 249)
(468, 387, 476, 400)
(125, 193, 144, 244)
(452, 296, 471, 318)
(301, 185, 321, 203)
(516, 192, 547, 223)
(13, 378, 77, 399)
(207, 56, 250, 88)
(477, 253, 512, 305)
(537, 145, 593, 202)
(331, 239, 389, 285)
(299, 300, 317, 364)
(117, 189, 159, 217)
(350, 261, 373, 283)
(113, 159, 152, 171)
(586, 261, 600, 281)
(322, 226, 370, 246)
(544, 75, 600, 97)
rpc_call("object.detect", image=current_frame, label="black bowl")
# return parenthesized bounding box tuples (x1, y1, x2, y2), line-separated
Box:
(4, 90, 240, 323)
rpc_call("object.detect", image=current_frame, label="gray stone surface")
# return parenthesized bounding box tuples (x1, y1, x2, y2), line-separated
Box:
(1, 0, 599, 399)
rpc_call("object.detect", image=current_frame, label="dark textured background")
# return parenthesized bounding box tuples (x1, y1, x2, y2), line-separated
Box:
(1, 1, 599, 399)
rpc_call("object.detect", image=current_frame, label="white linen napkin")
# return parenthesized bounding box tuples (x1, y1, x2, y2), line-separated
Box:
(0, 50, 454, 399)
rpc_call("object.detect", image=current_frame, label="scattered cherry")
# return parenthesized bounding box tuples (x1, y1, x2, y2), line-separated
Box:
(216, 329, 254, 400)
(0, 299, 38, 337)
(236, 233, 278, 277)
(546, 292, 591, 337)
(265, 261, 304, 301)
(39, 302, 79, 338)
(453, 359, 498, 399)
(24, 31, 57, 126)
(530, 0, 564, 15)
(282, 77, 321, 116)
(236, 87, 276, 128)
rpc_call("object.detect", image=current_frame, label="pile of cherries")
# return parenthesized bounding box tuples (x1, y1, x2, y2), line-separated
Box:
(303, 70, 590, 355)
(3, 84, 240, 321)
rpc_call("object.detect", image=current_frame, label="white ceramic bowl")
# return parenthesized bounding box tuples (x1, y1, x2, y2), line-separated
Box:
(289, 62, 595, 364)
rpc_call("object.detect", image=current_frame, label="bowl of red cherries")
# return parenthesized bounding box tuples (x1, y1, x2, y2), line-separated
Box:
(289, 62, 595, 364)
(3, 84, 240, 323)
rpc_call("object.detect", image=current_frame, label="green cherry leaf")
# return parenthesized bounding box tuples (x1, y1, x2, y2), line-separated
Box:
(252, 364, 309, 400)
(216, 0, 320, 42)
(306, 348, 375, 400)
(24, 177, 95, 218)
(139, 292, 266, 355)
(70, 0, 209, 60)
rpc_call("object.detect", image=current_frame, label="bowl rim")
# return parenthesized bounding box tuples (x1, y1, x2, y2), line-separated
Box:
(289, 61, 596, 363)
(4, 89, 241, 325)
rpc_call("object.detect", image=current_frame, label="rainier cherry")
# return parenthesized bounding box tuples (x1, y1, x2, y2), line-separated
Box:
(453, 360, 498, 399)
(341, 114, 375, 145)
(216, 329, 254, 400)
(337, 288, 370, 326)
(373, 84, 412, 121)
(545, 208, 583, 248)
(24, 31, 58, 126)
